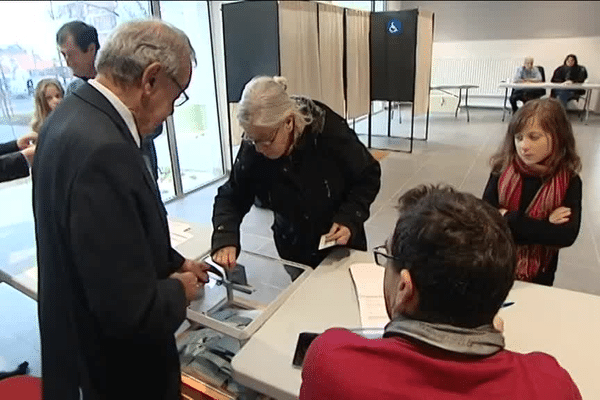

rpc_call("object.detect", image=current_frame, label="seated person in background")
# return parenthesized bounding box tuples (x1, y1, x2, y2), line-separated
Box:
(551, 54, 588, 108)
(510, 56, 544, 113)
(212, 76, 381, 268)
(300, 185, 581, 400)
(483, 98, 581, 286)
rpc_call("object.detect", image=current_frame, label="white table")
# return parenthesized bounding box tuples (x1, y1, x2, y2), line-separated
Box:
(6, 218, 212, 301)
(430, 84, 479, 122)
(231, 249, 600, 400)
(499, 82, 600, 124)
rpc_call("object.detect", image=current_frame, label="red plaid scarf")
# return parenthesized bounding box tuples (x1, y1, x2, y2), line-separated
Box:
(498, 159, 571, 281)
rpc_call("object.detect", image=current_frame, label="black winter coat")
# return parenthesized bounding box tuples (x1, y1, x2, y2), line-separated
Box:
(212, 100, 381, 267)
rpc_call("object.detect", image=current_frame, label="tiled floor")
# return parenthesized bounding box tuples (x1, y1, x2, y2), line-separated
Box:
(2, 107, 599, 379)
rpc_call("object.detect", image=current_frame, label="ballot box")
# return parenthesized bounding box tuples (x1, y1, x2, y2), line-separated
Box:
(178, 250, 311, 399)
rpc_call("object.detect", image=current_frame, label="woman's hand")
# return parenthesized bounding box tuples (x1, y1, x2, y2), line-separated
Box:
(212, 246, 237, 270)
(549, 207, 571, 224)
(499, 208, 508, 216)
(325, 222, 351, 246)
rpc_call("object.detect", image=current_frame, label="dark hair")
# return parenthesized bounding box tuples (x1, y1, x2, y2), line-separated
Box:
(56, 21, 100, 53)
(564, 54, 578, 66)
(490, 98, 581, 175)
(390, 185, 516, 328)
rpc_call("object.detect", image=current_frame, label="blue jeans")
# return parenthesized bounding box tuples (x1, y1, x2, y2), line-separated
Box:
(554, 89, 577, 108)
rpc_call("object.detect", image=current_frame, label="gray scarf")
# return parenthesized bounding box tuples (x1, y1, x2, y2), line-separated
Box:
(383, 316, 505, 356)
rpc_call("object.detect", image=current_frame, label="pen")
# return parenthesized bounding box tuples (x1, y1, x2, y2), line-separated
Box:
(502, 301, 515, 308)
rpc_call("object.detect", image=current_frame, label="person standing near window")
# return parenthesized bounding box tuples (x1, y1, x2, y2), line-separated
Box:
(56, 20, 161, 181)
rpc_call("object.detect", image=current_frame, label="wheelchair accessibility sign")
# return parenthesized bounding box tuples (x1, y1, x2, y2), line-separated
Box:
(387, 19, 402, 35)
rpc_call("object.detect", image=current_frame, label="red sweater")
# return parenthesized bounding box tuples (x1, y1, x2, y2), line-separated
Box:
(300, 328, 581, 400)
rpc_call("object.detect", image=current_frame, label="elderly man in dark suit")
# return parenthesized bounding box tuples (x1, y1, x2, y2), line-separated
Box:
(32, 20, 208, 400)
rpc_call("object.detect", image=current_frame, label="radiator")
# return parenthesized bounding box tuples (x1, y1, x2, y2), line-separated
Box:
(431, 57, 523, 97)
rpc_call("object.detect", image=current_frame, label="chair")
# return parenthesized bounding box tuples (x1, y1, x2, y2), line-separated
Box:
(508, 65, 546, 117)
(0, 376, 42, 400)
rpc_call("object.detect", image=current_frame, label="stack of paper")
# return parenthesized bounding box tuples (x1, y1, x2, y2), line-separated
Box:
(168, 219, 194, 247)
(349, 263, 389, 328)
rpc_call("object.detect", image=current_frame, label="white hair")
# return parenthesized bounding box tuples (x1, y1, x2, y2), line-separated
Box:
(237, 76, 311, 132)
(524, 56, 534, 63)
(97, 19, 196, 85)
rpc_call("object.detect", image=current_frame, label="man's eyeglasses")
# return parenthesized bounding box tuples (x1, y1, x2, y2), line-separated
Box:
(373, 245, 401, 266)
(167, 74, 189, 107)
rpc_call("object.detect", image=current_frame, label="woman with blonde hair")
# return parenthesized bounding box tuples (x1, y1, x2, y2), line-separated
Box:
(212, 76, 381, 268)
(30, 78, 64, 134)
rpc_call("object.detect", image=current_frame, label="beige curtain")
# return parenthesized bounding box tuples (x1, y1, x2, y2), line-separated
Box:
(229, 102, 242, 146)
(317, 3, 345, 115)
(414, 10, 434, 115)
(278, 1, 322, 101)
(346, 8, 370, 119)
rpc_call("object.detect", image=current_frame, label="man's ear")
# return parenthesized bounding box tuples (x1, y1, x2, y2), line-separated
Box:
(86, 43, 96, 55)
(391, 269, 418, 317)
(141, 62, 162, 95)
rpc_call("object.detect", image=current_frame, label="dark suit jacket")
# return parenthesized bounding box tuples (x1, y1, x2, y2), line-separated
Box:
(32, 82, 186, 400)
(0, 140, 29, 183)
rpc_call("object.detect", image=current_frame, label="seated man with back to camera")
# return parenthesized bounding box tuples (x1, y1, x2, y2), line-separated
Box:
(300, 184, 581, 399)
(509, 56, 544, 113)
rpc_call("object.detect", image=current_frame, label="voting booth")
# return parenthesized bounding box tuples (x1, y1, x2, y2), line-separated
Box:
(368, 9, 434, 152)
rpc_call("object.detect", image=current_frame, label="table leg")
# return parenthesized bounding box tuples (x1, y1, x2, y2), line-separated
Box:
(584, 89, 591, 125)
(455, 88, 462, 118)
(502, 88, 508, 122)
(465, 88, 470, 122)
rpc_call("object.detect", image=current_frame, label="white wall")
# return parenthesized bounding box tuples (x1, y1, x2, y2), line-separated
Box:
(393, 1, 600, 111)
(432, 37, 600, 110)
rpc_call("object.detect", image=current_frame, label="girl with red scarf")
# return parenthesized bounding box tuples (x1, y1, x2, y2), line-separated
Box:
(483, 98, 582, 286)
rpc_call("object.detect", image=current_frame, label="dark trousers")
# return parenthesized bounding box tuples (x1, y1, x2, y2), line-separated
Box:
(510, 89, 546, 112)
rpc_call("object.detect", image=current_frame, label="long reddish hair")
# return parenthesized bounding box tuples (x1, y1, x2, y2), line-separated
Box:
(490, 98, 581, 176)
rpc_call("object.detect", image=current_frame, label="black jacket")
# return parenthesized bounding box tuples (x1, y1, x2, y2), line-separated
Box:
(32, 83, 186, 400)
(212, 100, 381, 267)
(551, 64, 588, 97)
(0, 140, 29, 183)
(482, 172, 582, 285)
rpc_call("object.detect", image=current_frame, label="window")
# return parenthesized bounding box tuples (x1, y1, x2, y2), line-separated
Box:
(159, 1, 225, 195)
(0, 0, 150, 282)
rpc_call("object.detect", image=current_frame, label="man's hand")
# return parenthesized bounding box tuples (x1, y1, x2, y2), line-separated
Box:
(17, 132, 38, 150)
(20, 146, 36, 166)
(180, 258, 210, 284)
(212, 246, 237, 270)
(170, 271, 202, 303)
(549, 207, 571, 224)
(325, 222, 351, 246)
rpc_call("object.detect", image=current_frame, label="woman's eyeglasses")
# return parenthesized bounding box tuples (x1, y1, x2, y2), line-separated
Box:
(242, 123, 282, 147)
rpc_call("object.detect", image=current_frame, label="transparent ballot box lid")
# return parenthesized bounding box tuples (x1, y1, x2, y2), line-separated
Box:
(187, 250, 311, 340)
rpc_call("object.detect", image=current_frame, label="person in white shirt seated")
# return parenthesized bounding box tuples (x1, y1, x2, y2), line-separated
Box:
(509, 56, 544, 113)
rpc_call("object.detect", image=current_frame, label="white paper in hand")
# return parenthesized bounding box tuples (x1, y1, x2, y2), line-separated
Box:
(318, 234, 337, 250)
